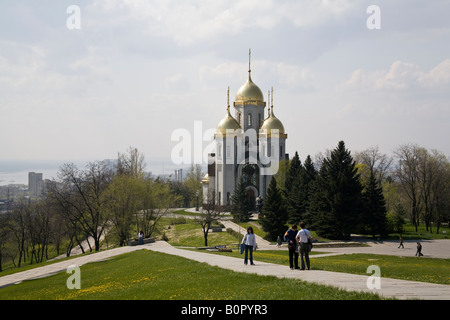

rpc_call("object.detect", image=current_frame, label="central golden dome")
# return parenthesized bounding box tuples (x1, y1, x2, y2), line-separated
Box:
(235, 72, 264, 103)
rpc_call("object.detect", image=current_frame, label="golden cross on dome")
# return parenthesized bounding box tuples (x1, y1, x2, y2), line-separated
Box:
(248, 48, 251, 73)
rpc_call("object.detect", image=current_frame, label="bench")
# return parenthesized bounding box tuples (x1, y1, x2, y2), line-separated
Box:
(128, 237, 156, 246)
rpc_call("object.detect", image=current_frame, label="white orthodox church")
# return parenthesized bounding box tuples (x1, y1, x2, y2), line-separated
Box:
(202, 53, 288, 210)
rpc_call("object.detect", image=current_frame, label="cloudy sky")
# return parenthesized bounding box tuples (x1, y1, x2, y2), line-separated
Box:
(1, 0, 449, 175)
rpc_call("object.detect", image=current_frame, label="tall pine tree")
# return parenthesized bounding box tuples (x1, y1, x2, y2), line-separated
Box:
(260, 177, 288, 241)
(231, 176, 252, 222)
(301, 155, 317, 224)
(284, 152, 305, 224)
(312, 141, 363, 239)
(362, 172, 388, 238)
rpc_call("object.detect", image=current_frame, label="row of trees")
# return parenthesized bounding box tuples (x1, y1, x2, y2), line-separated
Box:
(258, 141, 450, 241)
(0, 148, 186, 271)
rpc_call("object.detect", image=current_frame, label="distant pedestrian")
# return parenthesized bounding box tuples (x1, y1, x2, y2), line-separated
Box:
(277, 236, 282, 248)
(242, 227, 257, 265)
(415, 242, 423, 256)
(296, 222, 312, 270)
(284, 225, 299, 269)
(398, 235, 404, 248)
(138, 230, 144, 245)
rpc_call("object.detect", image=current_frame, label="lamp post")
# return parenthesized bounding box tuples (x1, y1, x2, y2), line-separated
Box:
(196, 190, 199, 211)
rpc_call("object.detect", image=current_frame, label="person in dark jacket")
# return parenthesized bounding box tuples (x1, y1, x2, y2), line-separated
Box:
(284, 225, 299, 269)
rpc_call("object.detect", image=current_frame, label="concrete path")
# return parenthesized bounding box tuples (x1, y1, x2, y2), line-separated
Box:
(146, 241, 450, 300)
(1, 239, 449, 300)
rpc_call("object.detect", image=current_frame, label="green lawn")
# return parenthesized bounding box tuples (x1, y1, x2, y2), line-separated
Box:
(313, 254, 450, 285)
(200, 249, 450, 285)
(0, 250, 384, 300)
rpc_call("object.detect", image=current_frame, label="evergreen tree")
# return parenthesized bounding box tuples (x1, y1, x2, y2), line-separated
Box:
(260, 177, 288, 241)
(362, 172, 388, 238)
(312, 141, 363, 239)
(284, 152, 302, 193)
(301, 155, 317, 219)
(230, 177, 251, 222)
(284, 152, 305, 224)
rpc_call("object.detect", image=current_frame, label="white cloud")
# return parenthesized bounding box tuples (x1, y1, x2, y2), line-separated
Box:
(340, 59, 450, 92)
(90, 0, 358, 46)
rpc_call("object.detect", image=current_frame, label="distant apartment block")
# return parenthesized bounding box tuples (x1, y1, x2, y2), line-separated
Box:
(28, 172, 43, 197)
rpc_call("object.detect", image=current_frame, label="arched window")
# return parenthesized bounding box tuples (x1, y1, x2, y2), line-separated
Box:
(248, 113, 252, 127)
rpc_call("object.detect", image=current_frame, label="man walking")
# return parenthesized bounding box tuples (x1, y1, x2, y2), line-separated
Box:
(296, 222, 312, 270)
(284, 225, 299, 270)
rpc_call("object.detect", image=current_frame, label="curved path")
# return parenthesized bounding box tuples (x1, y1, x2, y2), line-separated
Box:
(1, 238, 449, 300)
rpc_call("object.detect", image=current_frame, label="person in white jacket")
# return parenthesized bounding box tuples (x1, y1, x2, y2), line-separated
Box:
(241, 227, 257, 265)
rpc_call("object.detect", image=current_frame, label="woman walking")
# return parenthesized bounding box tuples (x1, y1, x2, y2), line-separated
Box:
(242, 227, 257, 265)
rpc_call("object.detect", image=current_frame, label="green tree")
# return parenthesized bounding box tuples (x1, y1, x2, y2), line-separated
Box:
(231, 177, 251, 222)
(260, 177, 288, 241)
(184, 164, 204, 208)
(301, 155, 317, 222)
(387, 202, 406, 235)
(312, 141, 363, 239)
(362, 172, 388, 238)
(103, 174, 143, 246)
(139, 178, 181, 239)
(284, 152, 305, 224)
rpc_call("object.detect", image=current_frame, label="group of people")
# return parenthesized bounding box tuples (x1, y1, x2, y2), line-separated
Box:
(241, 222, 312, 270)
(399, 235, 425, 257)
(283, 222, 312, 270)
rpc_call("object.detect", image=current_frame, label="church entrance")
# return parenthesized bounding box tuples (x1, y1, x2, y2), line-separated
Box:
(246, 189, 256, 211)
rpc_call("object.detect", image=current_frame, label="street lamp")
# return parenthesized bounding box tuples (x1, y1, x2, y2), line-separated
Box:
(196, 190, 199, 211)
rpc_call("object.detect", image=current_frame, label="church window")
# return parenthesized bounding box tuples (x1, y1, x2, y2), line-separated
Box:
(248, 113, 252, 127)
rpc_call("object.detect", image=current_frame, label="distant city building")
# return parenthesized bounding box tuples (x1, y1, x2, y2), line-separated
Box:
(28, 172, 43, 197)
(174, 169, 183, 182)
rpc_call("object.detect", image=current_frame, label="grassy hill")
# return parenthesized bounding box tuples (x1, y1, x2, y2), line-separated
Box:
(0, 250, 384, 300)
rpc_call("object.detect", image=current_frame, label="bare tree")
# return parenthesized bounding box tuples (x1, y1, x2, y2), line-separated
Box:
(424, 150, 450, 233)
(355, 145, 393, 186)
(49, 162, 113, 252)
(117, 146, 146, 179)
(196, 190, 223, 246)
(138, 178, 181, 239)
(394, 144, 422, 231)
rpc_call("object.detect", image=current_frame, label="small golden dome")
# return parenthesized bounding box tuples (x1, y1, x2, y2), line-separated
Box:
(201, 173, 209, 183)
(216, 105, 241, 135)
(235, 72, 264, 104)
(261, 108, 285, 134)
(260, 88, 286, 136)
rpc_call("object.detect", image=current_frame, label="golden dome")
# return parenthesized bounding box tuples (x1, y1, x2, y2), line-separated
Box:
(235, 72, 264, 104)
(260, 88, 286, 137)
(261, 107, 285, 134)
(216, 105, 241, 135)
